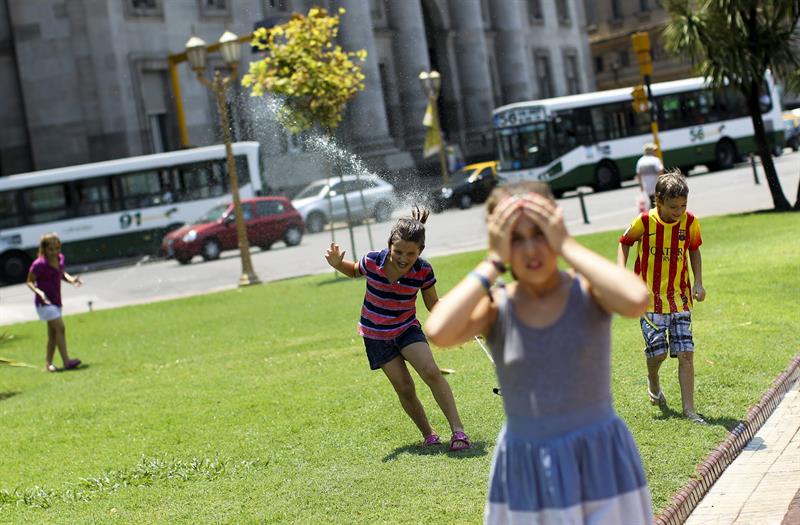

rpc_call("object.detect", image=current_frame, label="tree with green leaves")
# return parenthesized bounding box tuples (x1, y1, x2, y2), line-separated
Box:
(663, 0, 800, 210)
(242, 7, 366, 135)
(242, 7, 369, 255)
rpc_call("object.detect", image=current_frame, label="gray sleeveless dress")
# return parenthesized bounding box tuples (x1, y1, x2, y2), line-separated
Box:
(485, 276, 653, 525)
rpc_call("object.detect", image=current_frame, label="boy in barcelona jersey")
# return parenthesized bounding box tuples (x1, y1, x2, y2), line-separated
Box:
(618, 170, 707, 424)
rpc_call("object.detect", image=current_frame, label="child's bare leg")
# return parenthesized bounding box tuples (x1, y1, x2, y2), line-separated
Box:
(677, 352, 696, 414)
(45, 322, 57, 366)
(647, 353, 668, 395)
(49, 318, 71, 365)
(381, 357, 434, 438)
(402, 342, 464, 433)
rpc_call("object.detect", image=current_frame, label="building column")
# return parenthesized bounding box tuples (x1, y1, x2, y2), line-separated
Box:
(330, 0, 396, 154)
(447, 0, 494, 149)
(488, 0, 533, 104)
(385, 1, 430, 149)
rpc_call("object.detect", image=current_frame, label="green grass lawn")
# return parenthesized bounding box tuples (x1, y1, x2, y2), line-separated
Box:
(1, 211, 798, 523)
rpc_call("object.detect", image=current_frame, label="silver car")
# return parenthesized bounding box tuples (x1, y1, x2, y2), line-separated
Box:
(291, 174, 395, 233)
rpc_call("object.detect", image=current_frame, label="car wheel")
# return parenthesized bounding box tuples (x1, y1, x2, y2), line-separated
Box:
(0, 251, 32, 283)
(259, 242, 273, 251)
(201, 238, 221, 261)
(306, 212, 326, 233)
(458, 194, 473, 209)
(593, 161, 620, 192)
(176, 256, 192, 265)
(283, 225, 303, 247)
(374, 201, 393, 222)
(790, 138, 799, 152)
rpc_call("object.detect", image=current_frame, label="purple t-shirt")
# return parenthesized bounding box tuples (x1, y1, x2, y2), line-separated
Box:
(29, 254, 65, 307)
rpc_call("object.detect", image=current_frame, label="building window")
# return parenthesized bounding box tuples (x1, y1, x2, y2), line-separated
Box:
(126, 0, 162, 17)
(610, 0, 622, 20)
(640, 0, 650, 12)
(555, 0, 570, 24)
(199, 0, 230, 17)
(618, 49, 630, 68)
(534, 50, 554, 99)
(585, 1, 596, 26)
(563, 51, 581, 95)
(528, 0, 543, 22)
(265, 0, 289, 12)
(369, 0, 386, 27)
(594, 55, 604, 73)
(480, 0, 491, 29)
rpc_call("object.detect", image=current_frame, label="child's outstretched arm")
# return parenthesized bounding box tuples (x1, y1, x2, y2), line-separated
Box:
(690, 248, 705, 301)
(324, 243, 360, 278)
(523, 194, 648, 318)
(63, 271, 83, 287)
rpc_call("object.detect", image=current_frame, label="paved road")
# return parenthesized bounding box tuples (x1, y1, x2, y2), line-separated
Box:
(1, 151, 797, 326)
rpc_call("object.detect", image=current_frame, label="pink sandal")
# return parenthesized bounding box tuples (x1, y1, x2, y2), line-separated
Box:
(422, 433, 442, 446)
(449, 431, 471, 451)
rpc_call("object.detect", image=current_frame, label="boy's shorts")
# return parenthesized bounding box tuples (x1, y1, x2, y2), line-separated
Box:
(640, 311, 694, 359)
(36, 305, 62, 321)
(363, 324, 428, 370)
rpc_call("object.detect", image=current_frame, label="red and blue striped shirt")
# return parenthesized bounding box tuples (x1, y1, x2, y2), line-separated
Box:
(357, 249, 436, 340)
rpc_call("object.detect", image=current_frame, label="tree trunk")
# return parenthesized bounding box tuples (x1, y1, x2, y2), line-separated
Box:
(744, 85, 791, 210)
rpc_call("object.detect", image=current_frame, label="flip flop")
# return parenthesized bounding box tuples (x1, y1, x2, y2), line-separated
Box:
(423, 433, 442, 447)
(648, 389, 667, 406)
(449, 431, 471, 452)
(64, 359, 82, 370)
(46, 364, 58, 373)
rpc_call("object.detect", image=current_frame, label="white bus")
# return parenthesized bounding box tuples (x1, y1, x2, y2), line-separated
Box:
(492, 75, 784, 196)
(0, 142, 263, 283)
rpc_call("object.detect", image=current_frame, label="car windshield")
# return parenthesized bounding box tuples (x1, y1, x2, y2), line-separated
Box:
(447, 169, 473, 185)
(195, 203, 229, 224)
(294, 181, 328, 199)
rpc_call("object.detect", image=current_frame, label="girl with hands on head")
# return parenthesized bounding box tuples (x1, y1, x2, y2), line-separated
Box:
(426, 182, 654, 524)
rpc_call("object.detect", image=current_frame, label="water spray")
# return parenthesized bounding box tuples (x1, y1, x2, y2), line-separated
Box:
(473, 335, 502, 396)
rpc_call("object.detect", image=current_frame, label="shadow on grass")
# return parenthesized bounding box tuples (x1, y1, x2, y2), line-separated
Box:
(652, 404, 740, 430)
(0, 391, 19, 401)
(315, 275, 349, 287)
(382, 440, 489, 462)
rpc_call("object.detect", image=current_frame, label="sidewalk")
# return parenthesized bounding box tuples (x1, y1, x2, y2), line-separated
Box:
(684, 377, 800, 525)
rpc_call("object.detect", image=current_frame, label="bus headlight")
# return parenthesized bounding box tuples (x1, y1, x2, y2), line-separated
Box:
(182, 230, 198, 243)
(441, 188, 453, 199)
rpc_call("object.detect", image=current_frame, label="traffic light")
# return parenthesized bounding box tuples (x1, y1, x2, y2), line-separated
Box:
(631, 85, 649, 113)
(631, 32, 653, 77)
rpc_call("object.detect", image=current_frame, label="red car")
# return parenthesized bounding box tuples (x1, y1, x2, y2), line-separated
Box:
(162, 197, 304, 264)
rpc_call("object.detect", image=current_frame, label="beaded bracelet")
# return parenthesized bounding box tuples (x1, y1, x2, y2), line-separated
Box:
(468, 271, 494, 302)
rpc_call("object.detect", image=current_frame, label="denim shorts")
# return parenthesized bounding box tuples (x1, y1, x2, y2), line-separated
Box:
(363, 324, 428, 370)
(36, 304, 62, 321)
(640, 311, 694, 359)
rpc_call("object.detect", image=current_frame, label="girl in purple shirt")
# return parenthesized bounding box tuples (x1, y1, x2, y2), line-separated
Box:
(26, 233, 83, 372)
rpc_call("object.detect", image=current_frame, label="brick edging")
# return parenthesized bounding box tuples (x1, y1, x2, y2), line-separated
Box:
(655, 353, 800, 525)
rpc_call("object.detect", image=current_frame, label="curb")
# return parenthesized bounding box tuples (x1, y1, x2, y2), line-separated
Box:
(655, 353, 800, 525)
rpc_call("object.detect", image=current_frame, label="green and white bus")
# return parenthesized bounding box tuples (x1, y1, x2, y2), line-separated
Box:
(492, 75, 784, 195)
(0, 142, 263, 283)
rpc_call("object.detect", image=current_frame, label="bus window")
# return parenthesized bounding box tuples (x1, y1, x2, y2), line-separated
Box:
(23, 183, 72, 224)
(658, 94, 682, 130)
(118, 171, 162, 209)
(715, 87, 747, 120)
(179, 162, 224, 200)
(0, 190, 21, 228)
(552, 110, 578, 155)
(76, 177, 115, 216)
(574, 108, 594, 145)
(496, 122, 551, 169)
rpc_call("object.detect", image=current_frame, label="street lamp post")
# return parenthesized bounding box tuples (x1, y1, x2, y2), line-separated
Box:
(418, 70, 449, 184)
(185, 30, 260, 287)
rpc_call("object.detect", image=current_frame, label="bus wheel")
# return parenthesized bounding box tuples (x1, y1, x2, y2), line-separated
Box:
(0, 251, 32, 283)
(201, 239, 221, 261)
(711, 139, 736, 170)
(306, 212, 326, 233)
(594, 162, 620, 192)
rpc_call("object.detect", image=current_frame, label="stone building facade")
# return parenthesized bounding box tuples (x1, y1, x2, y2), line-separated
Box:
(1, 0, 594, 191)
(583, 0, 692, 91)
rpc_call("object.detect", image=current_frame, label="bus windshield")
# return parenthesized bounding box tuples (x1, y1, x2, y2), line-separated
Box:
(496, 122, 551, 170)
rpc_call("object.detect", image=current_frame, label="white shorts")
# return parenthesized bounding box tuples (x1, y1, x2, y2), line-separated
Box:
(36, 304, 62, 321)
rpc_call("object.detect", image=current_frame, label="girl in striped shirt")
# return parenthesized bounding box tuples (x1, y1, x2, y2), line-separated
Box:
(324, 207, 471, 451)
